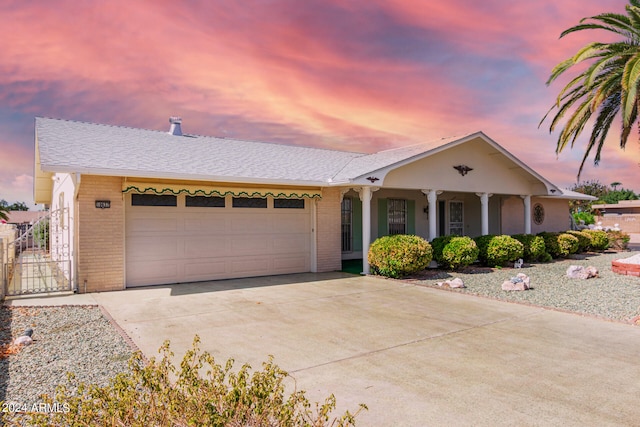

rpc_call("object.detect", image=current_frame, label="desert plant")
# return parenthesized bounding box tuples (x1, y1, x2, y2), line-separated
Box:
(537, 232, 561, 258)
(6, 336, 366, 426)
(473, 234, 496, 265)
(368, 234, 433, 278)
(440, 236, 479, 270)
(582, 229, 610, 251)
(484, 235, 524, 267)
(565, 230, 591, 252)
(557, 233, 580, 257)
(511, 234, 547, 262)
(606, 230, 630, 250)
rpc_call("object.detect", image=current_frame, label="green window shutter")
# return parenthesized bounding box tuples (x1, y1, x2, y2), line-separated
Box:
(353, 197, 363, 251)
(378, 198, 387, 237)
(407, 200, 415, 234)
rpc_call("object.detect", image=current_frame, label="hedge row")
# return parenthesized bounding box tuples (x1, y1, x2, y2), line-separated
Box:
(368, 229, 620, 277)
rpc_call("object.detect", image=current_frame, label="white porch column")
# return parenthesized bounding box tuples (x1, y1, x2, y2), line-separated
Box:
(476, 192, 492, 235)
(521, 195, 531, 234)
(358, 186, 377, 274)
(422, 189, 438, 241)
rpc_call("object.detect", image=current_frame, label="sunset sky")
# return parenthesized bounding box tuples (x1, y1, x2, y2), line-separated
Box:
(2, 0, 638, 208)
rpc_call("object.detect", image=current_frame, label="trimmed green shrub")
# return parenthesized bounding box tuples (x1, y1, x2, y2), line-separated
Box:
(565, 230, 591, 252)
(430, 235, 454, 266)
(485, 235, 524, 267)
(440, 236, 479, 270)
(511, 234, 547, 262)
(537, 232, 561, 258)
(368, 234, 433, 278)
(473, 234, 496, 265)
(606, 230, 630, 250)
(572, 211, 595, 225)
(557, 233, 579, 257)
(582, 229, 610, 251)
(7, 336, 366, 426)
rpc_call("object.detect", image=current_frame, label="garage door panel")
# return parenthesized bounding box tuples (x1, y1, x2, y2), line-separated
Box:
(184, 260, 227, 281)
(128, 217, 179, 233)
(183, 217, 228, 233)
(230, 216, 269, 232)
(127, 261, 178, 286)
(184, 238, 227, 257)
(273, 256, 309, 272)
(271, 236, 309, 253)
(230, 237, 269, 255)
(231, 258, 270, 274)
(270, 215, 309, 233)
(127, 237, 179, 260)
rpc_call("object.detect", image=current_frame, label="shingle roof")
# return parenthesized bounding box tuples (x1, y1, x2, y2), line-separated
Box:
(35, 117, 364, 184)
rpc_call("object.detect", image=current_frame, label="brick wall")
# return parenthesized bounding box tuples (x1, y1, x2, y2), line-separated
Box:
(77, 175, 124, 292)
(315, 187, 342, 272)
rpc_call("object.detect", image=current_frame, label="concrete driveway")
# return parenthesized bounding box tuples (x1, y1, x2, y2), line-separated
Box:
(10, 272, 640, 426)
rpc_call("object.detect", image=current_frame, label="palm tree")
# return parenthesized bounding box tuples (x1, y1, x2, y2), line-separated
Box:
(0, 205, 8, 222)
(540, 0, 640, 179)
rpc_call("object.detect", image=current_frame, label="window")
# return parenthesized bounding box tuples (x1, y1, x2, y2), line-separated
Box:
(449, 201, 464, 235)
(186, 195, 225, 207)
(341, 197, 353, 251)
(131, 194, 177, 206)
(388, 199, 407, 235)
(533, 203, 545, 225)
(232, 197, 267, 208)
(274, 198, 305, 209)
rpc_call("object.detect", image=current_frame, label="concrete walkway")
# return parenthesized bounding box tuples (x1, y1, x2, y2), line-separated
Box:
(7, 272, 640, 426)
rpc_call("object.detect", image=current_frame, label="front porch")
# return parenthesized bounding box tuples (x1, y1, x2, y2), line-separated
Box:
(339, 188, 564, 274)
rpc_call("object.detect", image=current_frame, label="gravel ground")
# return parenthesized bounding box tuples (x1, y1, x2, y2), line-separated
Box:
(406, 250, 640, 323)
(0, 305, 132, 407)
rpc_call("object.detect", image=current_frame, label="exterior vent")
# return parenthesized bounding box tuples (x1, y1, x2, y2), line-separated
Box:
(168, 117, 182, 136)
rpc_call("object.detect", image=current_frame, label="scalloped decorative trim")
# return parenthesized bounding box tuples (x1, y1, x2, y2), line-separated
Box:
(122, 185, 322, 199)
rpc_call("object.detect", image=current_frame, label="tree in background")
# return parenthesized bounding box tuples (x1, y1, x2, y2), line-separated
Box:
(0, 199, 29, 211)
(0, 205, 7, 222)
(541, 1, 640, 179)
(570, 180, 638, 215)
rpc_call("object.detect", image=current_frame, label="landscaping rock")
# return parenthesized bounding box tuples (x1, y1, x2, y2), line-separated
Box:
(501, 273, 530, 291)
(437, 278, 466, 288)
(566, 265, 599, 279)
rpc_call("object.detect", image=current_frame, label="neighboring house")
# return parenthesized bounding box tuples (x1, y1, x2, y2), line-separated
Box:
(5, 210, 47, 235)
(593, 200, 640, 233)
(34, 117, 593, 292)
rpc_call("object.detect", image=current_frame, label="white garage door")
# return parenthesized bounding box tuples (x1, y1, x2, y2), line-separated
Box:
(125, 193, 312, 286)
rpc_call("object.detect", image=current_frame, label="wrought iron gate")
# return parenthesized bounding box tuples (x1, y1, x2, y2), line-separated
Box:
(1, 208, 74, 297)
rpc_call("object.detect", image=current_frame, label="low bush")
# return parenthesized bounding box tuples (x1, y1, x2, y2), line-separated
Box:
(368, 234, 433, 278)
(557, 233, 580, 257)
(572, 211, 595, 226)
(473, 234, 496, 265)
(582, 229, 610, 251)
(7, 336, 366, 427)
(511, 234, 547, 262)
(565, 230, 591, 252)
(440, 236, 479, 270)
(537, 232, 561, 258)
(484, 235, 524, 267)
(430, 235, 454, 265)
(606, 230, 630, 250)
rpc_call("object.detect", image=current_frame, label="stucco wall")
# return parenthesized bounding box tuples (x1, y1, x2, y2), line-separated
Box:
(501, 196, 525, 235)
(531, 198, 570, 234)
(316, 187, 342, 272)
(597, 215, 640, 233)
(77, 175, 125, 293)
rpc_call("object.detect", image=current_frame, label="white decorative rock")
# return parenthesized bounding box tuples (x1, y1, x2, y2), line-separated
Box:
(437, 278, 466, 288)
(501, 273, 530, 291)
(14, 335, 33, 346)
(566, 265, 599, 279)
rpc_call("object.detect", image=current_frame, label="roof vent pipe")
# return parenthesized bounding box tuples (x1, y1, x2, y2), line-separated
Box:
(168, 117, 182, 136)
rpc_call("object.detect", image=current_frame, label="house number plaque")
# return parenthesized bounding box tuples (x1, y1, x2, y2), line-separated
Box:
(95, 200, 111, 209)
